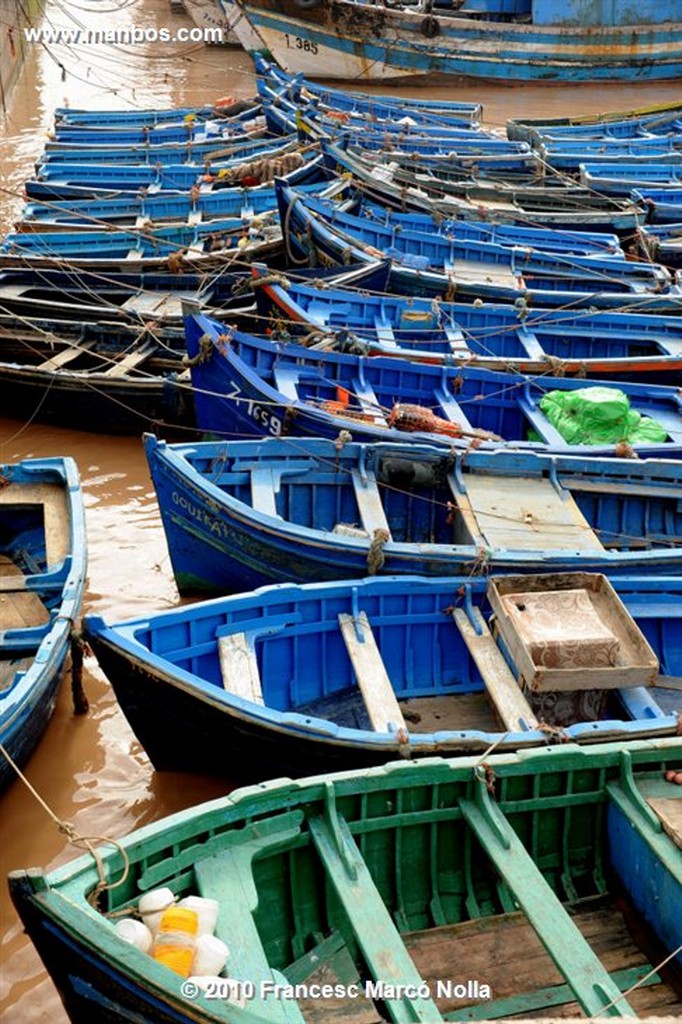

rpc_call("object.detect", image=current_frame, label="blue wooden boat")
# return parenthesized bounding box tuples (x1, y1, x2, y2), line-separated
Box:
(42, 124, 271, 156)
(233, 0, 682, 83)
(39, 130, 293, 168)
(580, 163, 682, 195)
(256, 54, 483, 120)
(281, 188, 668, 291)
(18, 156, 326, 230)
(10, 739, 682, 1023)
(262, 86, 486, 138)
(277, 183, 682, 311)
(1, 174, 345, 272)
(15, 178, 327, 235)
(259, 76, 490, 137)
(540, 136, 682, 172)
(52, 96, 259, 128)
(323, 139, 646, 233)
(0, 456, 87, 791)
(507, 100, 682, 142)
(633, 186, 682, 224)
(352, 136, 541, 176)
(145, 433, 682, 593)
(45, 113, 266, 151)
(185, 312, 682, 457)
(0, 218, 284, 272)
(26, 139, 305, 200)
(301, 189, 625, 257)
(350, 140, 542, 183)
(83, 571, 681, 780)
(251, 266, 682, 379)
(50, 104, 262, 146)
(261, 88, 531, 167)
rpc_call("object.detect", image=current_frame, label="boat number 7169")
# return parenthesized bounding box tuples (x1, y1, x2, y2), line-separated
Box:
(284, 34, 319, 54)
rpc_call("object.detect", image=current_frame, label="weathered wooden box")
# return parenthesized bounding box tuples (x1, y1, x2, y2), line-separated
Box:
(487, 573, 659, 692)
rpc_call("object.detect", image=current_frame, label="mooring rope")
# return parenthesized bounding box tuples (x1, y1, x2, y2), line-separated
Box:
(586, 942, 682, 1019)
(0, 741, 130, 906)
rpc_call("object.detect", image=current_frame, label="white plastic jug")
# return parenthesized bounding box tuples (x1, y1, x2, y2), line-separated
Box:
(138, 887, 175, 934)
(114, 918, 153, 953)
(193, 933, 229, 976)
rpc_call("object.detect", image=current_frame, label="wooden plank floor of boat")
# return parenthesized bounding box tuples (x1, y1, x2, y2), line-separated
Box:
(296, 899, 682, 1023)
(0, 556, 49, 633)
(296, 690, 500, 734)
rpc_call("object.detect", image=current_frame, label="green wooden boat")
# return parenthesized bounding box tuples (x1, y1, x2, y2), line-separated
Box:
(9, 740, 682, 1023)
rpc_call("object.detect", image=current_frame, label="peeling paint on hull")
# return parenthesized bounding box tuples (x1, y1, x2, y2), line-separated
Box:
(239, 0, 682, 81)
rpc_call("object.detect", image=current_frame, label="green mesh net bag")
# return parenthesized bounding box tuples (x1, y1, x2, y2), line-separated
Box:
(538, 386, 668, 446)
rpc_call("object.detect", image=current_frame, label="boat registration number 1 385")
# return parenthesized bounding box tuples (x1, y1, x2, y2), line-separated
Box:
(284, 34, 319, 54)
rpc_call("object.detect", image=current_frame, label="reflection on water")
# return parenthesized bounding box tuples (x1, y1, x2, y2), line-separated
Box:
(1, 2, 681, 1019)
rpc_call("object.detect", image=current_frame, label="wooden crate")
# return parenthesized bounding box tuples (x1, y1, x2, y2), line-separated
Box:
(487, 572, 659, 692)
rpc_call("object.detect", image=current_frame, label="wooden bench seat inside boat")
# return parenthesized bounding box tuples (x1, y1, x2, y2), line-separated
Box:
(633, 778, 682, 850)
(38, 338, 97, 372)
(102, 339, 157, 378)
(250, 466, 280, 518)
(460, 785, 633, 1016)
(451, 606, 538, 732)
(309, 811, 440, 1020)
(273, 364, 300, 401)
(216, 630, 263, 705)
(338, 611, 406, 735)
(442, 324, 471, 354)
(350, 375, 386, 424)
(647, 793, 682, 849)
(444, 259, 520, 290)
(350, 468, 392, 539)
(120, 291, 185, 319)
(373, 315, 397, 347)
(435, 388, 475, 432)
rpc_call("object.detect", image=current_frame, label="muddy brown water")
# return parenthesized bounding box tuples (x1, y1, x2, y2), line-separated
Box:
(1, 1, 682, 1019)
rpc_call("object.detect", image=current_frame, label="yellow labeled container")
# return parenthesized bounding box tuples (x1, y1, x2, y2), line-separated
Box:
(152, 906, 199, 977)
